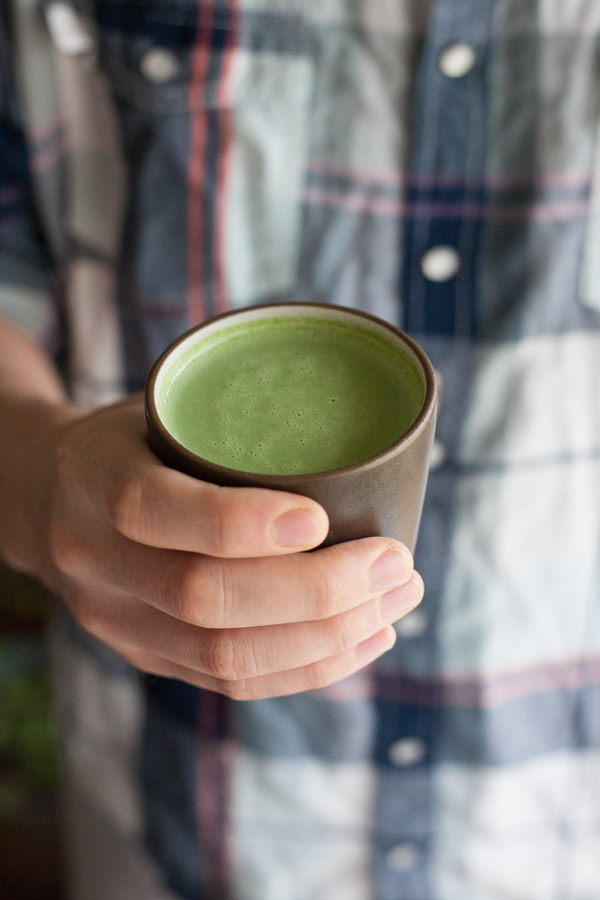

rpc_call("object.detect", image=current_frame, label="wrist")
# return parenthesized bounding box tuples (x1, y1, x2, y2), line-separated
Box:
(0, 396, 87, 578)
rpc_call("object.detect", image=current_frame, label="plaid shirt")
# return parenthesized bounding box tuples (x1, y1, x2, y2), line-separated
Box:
(2, 1, 600, 897)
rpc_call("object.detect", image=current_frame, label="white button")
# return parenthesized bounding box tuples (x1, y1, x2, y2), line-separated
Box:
(388, 737, 426, 767)
(439, 42, 477, 78)
(429, 439, 447, 470)
(386, 843, 420, 872)
(394, 608, 428, 638)
(140, 47, 180, 83)
(420, 245, 460, 282)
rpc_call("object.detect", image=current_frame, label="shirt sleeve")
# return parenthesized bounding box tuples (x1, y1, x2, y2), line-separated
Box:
(0, 1, 54, 343)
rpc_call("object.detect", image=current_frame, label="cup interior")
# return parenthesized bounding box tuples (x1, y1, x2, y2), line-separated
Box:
(147, 303, 436, 478)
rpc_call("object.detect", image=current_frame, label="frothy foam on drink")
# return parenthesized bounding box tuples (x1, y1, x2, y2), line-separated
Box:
(159, 317, 424, 475)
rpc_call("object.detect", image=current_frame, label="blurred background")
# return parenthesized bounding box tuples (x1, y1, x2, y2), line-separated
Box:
(0, 563, 64, 900)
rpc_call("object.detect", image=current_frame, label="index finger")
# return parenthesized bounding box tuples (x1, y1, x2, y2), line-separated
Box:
(67, 397, 329, 557)
(111, 464, 330, 556)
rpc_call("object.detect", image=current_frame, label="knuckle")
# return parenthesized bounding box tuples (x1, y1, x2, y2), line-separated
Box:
(171, 558, 207, 625)
(326, 610, 358, 654)
(172, 559, 234, 627)
(228, 634, 261, 681)
(302, 659, 333, 692)
(201, 490, 236, 556)
(211, 565, 238, 628)
(206, 632, 238, 681)
(309, 568, 345, 620)
(107, 473, 147, 541)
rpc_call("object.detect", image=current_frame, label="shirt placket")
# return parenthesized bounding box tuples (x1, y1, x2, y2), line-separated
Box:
(402, 0, 494, 341)
(373, 3, 496, 898)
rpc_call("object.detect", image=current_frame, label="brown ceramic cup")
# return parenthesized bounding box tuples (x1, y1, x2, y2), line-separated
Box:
(145, 303, 438, 551)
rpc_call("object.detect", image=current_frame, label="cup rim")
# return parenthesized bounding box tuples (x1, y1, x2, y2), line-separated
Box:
(145, 302, 438, 483)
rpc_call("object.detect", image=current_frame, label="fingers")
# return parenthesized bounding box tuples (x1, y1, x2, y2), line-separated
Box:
(107, 467, 330, 556)
(59, 397, 329, 557)
(169, 538, 416, 628)
(52, 395, 427, 701)
(83, 572, 423, 681)
(125, 627, 398, 700)
(60, 528, 416, 628)
(66, 564, 422, 699)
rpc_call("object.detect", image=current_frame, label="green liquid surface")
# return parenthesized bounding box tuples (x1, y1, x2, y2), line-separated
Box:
(159, 316, 425, 475)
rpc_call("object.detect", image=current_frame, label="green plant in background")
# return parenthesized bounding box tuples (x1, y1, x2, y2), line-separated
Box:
(0, 639, 60, 815)
(0, 562, 61, 817)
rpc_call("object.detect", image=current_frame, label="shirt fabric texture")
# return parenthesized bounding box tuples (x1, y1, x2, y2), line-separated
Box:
(2, 1, 600, 897)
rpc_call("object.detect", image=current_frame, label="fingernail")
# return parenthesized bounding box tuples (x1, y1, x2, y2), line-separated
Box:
(368, 548, 413, 592)
(356, 627, 396, 658)
(381, 575, 424, 618)
(272, 509, 326, 548)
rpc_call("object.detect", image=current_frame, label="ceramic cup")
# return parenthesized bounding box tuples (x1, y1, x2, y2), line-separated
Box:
(145, 303, 438, 551)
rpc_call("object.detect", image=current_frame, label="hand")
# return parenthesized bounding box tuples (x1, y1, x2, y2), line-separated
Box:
(38, 395, 424, 699)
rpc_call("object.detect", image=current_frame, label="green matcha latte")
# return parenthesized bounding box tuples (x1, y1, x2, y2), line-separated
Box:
(157, 315, 425, 476)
